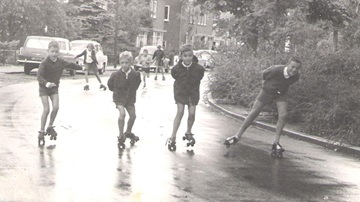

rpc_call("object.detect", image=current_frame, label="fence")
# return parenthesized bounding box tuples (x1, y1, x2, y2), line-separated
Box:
(0, 49, 18, 65)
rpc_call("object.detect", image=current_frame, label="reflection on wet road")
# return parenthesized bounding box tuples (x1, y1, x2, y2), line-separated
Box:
(0, 74, 359, 201)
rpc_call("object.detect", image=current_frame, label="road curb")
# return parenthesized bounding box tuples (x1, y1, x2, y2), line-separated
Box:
(206, 93, 360, 157)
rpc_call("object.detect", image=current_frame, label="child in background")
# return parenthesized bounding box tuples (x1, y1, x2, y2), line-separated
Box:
(107, 51, 142, 149)
(75, 43, 106, 91)
(166, 44, 205, 151)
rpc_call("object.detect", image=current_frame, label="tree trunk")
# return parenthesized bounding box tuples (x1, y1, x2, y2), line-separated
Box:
(333, 28, 338, 52)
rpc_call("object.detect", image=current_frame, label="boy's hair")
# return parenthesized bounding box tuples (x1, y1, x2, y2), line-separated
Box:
(143, 49, 148, 53)
(87, 43, 94, 49)
(179, 44, 193, 55)
(119, 51, 133, 62)
(289, 57, 302, 65)
(48, 41, 60, 49)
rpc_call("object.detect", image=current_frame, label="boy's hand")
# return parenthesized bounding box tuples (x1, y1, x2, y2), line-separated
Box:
(46, 82, 57, 88)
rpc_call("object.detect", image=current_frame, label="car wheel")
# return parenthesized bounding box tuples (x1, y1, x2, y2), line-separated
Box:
(24, 64, 34, 75)
(69, 69, 76, 76)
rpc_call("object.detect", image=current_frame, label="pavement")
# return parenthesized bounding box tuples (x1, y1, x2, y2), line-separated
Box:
(0, 67, 359, 201)
(206, 93, 360, 157)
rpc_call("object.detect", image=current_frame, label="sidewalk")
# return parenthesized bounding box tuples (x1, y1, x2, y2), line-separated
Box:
(206, 93, 360, 157)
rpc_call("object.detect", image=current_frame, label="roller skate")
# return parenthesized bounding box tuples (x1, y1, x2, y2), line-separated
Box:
(270, 143, 285, 159)
(46, 126, 57, 141)
(154, 76, 158, 80)
(182, 133, 196, 147)
(84, 84, 89, 91)
(117, 135, 126, 150)
(162, 76, 165, 81)
(125, 132, 139, 146)
(224, 136, 239, 148)
(166, 138, 176, 151)
(99, 84, 107, 91)
(38, 131, 46, 146)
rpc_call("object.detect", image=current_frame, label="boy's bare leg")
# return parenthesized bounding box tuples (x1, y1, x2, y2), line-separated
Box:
(117, 105, 127, 138)
(155, 66, 159, 79)
(125, 105, 136, 134)
(93, 68, 102, 84)
(48, 94, 59, 127)
(234, 100, 266, 139)
(84, 68, 89, 83)
(171, 104, 185, 140)
(142, 71, 146, 86)
(274, 100, 288, 143)
(40, 96, 50, 131)
(186, 105, 196, 134)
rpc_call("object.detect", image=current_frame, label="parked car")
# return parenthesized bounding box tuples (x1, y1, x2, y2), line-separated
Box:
(70, 40, 108, 74)
(17, 36, 79, 75)
(138, 45, 169, 73)
(193, 49, 217, 70)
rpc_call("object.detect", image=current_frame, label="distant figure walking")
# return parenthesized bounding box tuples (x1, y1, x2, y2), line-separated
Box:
(152, 45, 165, 81)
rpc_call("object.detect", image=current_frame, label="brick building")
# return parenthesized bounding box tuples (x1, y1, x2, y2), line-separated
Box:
(136, 0, 214, 51)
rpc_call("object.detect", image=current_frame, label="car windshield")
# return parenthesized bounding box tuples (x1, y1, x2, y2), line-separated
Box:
(141, 46, 157, 55)
(25, 38, 67, 50)
(70, 43, 88, 51)
(70, 42, 101, 52)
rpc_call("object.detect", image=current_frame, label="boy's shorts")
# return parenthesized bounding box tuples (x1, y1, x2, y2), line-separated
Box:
(39, 87, 58, 97)
(142, 67, 150, 73)
(115, 102, 135, 109)
(84, 63, 98, 73)
(256, 89, 287, 104)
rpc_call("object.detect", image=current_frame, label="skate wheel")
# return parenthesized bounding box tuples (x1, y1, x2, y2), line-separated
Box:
(186, 143, 190, 147)
(130, 140, 135, 146)
(118, 143, 125, 150)
(182, 136, 186, 141)
(38, 138, 45, 147)
(271, 151, 277, 158)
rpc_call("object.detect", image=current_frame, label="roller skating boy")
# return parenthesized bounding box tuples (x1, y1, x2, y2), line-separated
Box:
(166, 44, 205, 151)
(224, 57, 302, 158)
(37, 41, 81, 146)
(75, 43, 107, 91)
(107, 51, 141, 149)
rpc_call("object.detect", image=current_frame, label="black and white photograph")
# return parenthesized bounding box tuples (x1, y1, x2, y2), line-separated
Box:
(0, 0, 359, 201)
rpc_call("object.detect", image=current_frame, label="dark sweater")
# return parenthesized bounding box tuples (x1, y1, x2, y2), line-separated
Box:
(37, 56, 80, 89)
(107, 68, 141, 105)
(171, 57, 205, 105)
(262, 65, 300, 95)
(75, 49, 98, 64)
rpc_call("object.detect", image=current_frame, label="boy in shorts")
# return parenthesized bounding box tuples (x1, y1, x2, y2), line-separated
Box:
(37, 41, 81, 145)
(75, 43, 106, 91)
(224, 57, 302, 153)
(166, 44, 205, 151)
(107, 51, 141, 149)
(137, 49, 152, 87)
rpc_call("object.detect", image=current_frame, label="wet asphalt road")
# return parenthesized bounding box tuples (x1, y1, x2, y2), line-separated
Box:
(0, 73, 359, 202)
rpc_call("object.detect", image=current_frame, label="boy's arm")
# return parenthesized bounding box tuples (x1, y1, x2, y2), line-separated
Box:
(199, 66, 205, 80)
(107, 72, 116, 91)
(37, 62, 48, 86)
(171, 65, 178, 79)
(75, 50, 86, 58)
(262, 66, 276, 80)
(134, 72, 141, 90)
(62, 59, 82, 70)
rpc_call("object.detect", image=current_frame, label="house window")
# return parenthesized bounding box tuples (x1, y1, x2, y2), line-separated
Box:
(136, 31, 148, 47)
(164, 5, 170, 21)
(150, 0, 157, 18)
(198, 13, 206, 26)
(152, 32, 163, 46)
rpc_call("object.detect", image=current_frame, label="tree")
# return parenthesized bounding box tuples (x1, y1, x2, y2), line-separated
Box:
(0, 0, 77, 44)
